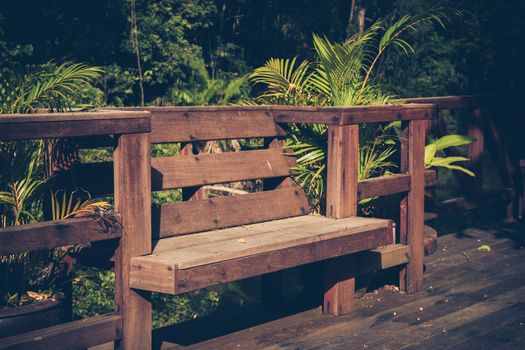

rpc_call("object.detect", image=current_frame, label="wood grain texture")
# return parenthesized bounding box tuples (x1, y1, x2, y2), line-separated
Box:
(113, 132, 152, 350)
(119, 106, 286, 143)
(272, 104, 437, 125)
(405, 120, 426, 294)
(359, 244, 410, 272)
(151, 148, 296, 189)
(0, 314, 121, 350)
(357, 174, 411, 201)
(398, 122, 409, 292)
(153, 187, 310, 238)
(130, 216, 392, 294)
(324, 125, 360, 316)
(324, 254, 356, 316)
(68, 147, 296, 196)
(0, 110, 150, 141)
(326, 125, 359, 218)
(0, 217, 121, 256)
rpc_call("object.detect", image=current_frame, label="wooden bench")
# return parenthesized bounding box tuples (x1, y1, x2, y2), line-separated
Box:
(68, 104, 434, 348)
(119, 105, 429, 306)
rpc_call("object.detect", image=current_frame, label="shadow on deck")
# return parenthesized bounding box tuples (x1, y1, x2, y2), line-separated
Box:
(155, 219, 525, 350)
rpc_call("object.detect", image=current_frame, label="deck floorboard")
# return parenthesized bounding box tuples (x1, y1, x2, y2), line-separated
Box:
(155, 219, 525, 350)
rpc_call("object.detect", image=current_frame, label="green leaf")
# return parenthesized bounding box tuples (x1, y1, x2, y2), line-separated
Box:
(424, 144, 437, 165)
(431, 135, 475, 150)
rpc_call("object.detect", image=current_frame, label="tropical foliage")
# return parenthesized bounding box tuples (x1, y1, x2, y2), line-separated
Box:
(425, 135, 475, 176)
(0, 62, 102, 114)
(249, 13, 449, 209)
(0, 60, 107, 308)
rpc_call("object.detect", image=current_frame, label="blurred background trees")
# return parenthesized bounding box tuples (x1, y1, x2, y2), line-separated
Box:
(1, 0, 523, 107)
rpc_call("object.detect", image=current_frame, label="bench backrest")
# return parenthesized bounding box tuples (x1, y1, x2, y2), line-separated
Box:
(145, 106, 311, 238)
(67, 107, 310, 238)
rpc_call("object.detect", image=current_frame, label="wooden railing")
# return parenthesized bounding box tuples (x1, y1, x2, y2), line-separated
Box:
(0, 110, 151, 349)
(0, 103, 435, 348)
(406, 92, 525, 219)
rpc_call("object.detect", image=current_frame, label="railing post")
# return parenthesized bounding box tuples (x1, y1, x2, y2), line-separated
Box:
(467, 106, 485, 198)
(113, 132, 152, 349)
(400, 120, 426, 294)
(323, 124, 359, 316)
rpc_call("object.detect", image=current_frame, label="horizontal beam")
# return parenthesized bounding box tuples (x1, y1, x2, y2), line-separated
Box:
(153, 187, 310, 238)
(0, 216, 121, 256)
(357, 170, 437, 201)
(0, 314, 122, 350)
(151, 148, 296, 189)
(0, 110, 150, 141)
(356, 244, 410, 275)
(403, 92, 525, 109)
(272, 104, 437, 125)
(115, 104, 437, 131)
(357, 174, 411, 201)
(115, 106, 286, 142)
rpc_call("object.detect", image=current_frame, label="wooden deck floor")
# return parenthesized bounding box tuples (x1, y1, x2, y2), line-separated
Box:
(155, 219, 525, 350)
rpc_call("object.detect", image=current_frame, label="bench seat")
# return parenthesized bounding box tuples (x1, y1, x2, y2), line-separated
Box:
(129, 215, 393, 294)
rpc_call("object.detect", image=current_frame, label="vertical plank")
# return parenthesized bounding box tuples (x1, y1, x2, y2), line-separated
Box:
(405, 120, 426, 294)
(398, 122, 409, 292)
(114, 132, 152, 349)
(467, 107, 484, 196)
(326, 125, 359, 219)
(323, 125, 359, 316)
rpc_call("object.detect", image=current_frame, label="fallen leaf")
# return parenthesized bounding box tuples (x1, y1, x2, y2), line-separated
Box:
(478, 245, 491, 252)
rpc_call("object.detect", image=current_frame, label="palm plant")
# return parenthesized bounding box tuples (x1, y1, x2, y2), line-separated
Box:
(1, 61, 105, 308)
(249, 13, 451, 210)
(0, 61, 102, 114)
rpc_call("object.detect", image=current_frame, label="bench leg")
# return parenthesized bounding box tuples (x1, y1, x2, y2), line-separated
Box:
(323, 255, 356, 316)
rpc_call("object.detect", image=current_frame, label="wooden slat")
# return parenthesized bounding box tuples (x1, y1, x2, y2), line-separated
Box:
(67, 148, 298, 196)
(153, 187, 310, 238)
(113, 132, 152, 349)
(130, 216, 392, 294)
(0, 217, 121, 256)
(152, 215, 317, 253)
(354, 171, 436, 201)
(357, 174, 411, 201)
(151, 148, 296, 189)
(0, 110, 150, 141)
(357, 244, 411, 274)
(120, 106, 286, 142)
(404, 95, 480, 109)
(403, 92, 525, 109)
(272, 104, 437, 125)
(0, 314, 121, 350)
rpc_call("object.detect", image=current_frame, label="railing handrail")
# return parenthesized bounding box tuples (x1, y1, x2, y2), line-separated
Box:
(115, 103, 437, 125)
(0, 109, 151, 141)
(403, 91, 525, 109)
